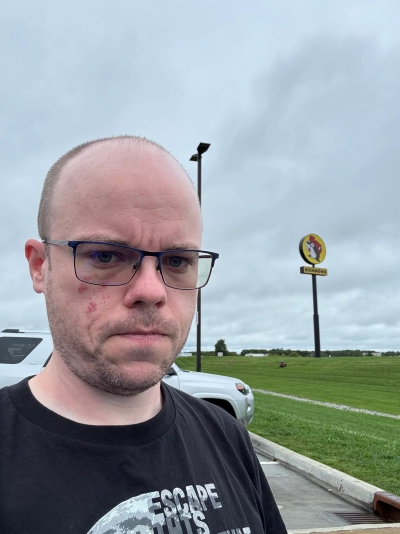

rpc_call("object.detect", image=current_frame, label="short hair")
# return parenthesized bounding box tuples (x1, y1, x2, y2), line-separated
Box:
(38, 135, 191, 240)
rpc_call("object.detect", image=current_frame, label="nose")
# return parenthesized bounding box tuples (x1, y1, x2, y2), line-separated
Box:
(122, 255, 167, 308)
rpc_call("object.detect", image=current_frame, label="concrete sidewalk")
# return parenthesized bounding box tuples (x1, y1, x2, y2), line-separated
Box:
(250, 432, 400, 533)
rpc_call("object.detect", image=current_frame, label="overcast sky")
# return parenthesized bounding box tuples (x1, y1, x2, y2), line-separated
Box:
(2, 1, 400, 352)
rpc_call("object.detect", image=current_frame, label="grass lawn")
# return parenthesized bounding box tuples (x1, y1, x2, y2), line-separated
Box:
(176, 355, 400, 494)
(177, 355, 400, 414)
(250, 392, 400, 495)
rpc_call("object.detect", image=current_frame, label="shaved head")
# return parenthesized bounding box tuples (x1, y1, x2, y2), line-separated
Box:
(29, 134, 203, 398)
(38, 135, 196, 240)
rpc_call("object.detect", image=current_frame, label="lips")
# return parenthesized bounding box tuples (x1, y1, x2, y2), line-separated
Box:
(116, 331, 166, 336)
(102, 318, 174, 341)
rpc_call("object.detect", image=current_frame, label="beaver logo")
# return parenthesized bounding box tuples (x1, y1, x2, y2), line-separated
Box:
(306, 235, 322, 262)
(299, 234, 326, 265)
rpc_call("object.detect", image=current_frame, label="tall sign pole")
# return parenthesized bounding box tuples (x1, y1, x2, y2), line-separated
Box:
(311, 268, 321, 358)
(299, 234, 327, 358)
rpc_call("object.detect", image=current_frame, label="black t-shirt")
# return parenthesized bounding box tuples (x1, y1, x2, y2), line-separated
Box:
(0, 378, 287, 534)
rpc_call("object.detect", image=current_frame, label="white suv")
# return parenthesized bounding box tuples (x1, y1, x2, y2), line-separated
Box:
(0, 329, 254, 425)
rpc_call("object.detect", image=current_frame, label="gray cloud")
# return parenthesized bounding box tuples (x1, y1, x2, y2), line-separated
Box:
(2, 1, 400, 352)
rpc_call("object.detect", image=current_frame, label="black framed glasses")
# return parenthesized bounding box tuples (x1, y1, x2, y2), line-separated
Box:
(42, 240, 219, 290)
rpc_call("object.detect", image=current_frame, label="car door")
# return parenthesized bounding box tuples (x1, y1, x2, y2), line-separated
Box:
(0, 335, 51, 387)
(162, 364, 181, 390)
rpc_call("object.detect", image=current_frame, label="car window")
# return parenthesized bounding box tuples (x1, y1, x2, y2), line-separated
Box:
(0, 337, 43, 364)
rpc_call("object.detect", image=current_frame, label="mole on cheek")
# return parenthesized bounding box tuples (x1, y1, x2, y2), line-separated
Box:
(86, 302, 97, 314)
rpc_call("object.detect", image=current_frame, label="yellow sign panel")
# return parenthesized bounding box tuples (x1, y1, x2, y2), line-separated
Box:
(299, 234, 326, 265)
(300, 266, 328, 276)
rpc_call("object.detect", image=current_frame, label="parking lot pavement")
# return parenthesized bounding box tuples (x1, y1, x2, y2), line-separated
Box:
(256, 452, 387, 532)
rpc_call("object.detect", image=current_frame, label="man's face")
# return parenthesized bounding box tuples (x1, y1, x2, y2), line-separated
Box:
(35, 142, 202, 396)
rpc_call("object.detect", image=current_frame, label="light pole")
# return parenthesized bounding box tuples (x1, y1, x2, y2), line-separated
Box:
(190, 142, 210, 372)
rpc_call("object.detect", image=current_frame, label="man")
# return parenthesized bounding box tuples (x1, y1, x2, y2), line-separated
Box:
(0, 136, 286, 533)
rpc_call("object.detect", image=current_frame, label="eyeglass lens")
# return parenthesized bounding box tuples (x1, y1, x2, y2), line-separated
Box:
(74, 243, 213, 289)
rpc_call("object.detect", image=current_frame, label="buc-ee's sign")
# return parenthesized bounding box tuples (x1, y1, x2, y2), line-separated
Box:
(299, 234, 327, 276)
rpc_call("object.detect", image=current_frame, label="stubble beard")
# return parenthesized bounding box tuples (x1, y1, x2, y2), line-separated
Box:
(45, 277, 192, 397)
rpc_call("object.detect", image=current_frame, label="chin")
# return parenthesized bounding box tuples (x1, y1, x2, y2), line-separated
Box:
(80, 358, 172, 397)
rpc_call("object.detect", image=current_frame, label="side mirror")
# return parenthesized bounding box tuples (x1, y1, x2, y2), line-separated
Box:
(165, 367, 177, 377)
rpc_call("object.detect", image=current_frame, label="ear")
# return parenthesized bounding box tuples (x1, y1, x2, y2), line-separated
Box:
(25, 239, 47, 294)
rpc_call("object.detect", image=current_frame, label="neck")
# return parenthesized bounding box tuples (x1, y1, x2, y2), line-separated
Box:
(28, 355, 163, 425)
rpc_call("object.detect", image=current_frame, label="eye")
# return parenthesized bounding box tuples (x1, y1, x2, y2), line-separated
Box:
(162, 254, 192, 271)
(95, 251, 114, 264)
(89, 250, 125, 265)
(168, 256, 185, 268)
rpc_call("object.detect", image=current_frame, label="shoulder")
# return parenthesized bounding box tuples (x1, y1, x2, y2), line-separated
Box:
(0, 381, 18, 409)
(165, 382, 238, 420)
(164, 384, 265, 496)
(164, 383, 251, 445)
(0, 385, 10, 407)
(0, 380, 25, 433)
(0, 378, 38, 426)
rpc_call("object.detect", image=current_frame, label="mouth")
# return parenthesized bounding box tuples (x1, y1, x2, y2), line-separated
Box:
(115, 330, 167, 336)
(113, 331, 168, 344)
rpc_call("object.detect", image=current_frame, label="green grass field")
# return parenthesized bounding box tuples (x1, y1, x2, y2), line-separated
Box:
(176, 355, 400, 494)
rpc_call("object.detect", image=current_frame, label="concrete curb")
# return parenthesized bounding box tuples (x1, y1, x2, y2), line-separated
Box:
(288, 525, 400, 534)
(249, 432, 381, 510)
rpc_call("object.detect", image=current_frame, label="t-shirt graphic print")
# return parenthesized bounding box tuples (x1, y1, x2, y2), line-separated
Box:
(88, 482, 251, 534)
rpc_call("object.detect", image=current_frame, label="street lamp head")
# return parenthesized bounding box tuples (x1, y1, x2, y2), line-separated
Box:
(190, 154, 198, 162)
(197, 142, 210, 155)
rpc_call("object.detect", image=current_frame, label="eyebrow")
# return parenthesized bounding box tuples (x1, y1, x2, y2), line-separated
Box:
(77, 236, 201, 250)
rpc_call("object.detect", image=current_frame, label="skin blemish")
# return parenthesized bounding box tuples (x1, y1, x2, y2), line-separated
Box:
(101, 291, 111, 302)
(78, 283, 89, 294)
(86, 302, 97, 314)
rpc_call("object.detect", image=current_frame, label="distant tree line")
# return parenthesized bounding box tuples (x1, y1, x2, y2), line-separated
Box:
(238, 348, 400, 357)
(184, 342, 400, 358)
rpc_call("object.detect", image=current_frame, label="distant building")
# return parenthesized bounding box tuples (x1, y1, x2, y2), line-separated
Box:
(178, 351, 193, 357)
(244, 353, 269, 357)
(372, 352, 382, 357)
